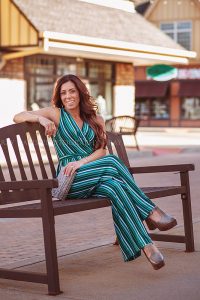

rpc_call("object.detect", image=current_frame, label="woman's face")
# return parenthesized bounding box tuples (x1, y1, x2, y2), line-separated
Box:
(60, 81, 80, 112)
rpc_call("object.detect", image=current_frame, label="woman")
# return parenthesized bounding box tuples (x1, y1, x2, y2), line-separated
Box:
(13, 74, 177, 270)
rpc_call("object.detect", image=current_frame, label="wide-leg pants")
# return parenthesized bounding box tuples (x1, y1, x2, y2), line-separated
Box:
(67, 154, 156, 261)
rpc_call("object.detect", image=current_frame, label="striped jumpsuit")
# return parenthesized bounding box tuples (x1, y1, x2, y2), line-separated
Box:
(53, 108, 156, 262)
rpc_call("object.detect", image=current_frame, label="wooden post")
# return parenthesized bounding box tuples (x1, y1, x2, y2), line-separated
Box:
(180, 172, 195, 252)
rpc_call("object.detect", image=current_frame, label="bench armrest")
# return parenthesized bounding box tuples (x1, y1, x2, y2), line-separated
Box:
(129, 164, 195, 174)
(0, 179, 58, 191)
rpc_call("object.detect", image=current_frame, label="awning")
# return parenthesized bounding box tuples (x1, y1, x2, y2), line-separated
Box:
(178, 80, 200, 97)
(135, 81, 169, 98)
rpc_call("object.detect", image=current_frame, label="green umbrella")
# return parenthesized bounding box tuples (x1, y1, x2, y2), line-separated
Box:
(146, 64, 178, 81)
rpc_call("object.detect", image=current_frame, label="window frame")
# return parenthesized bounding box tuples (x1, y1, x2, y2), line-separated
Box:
(135, 97, 170, 120)
(160, 20, 192, 50)
(181, 97, 200, 120)
(24, 54, 115, 114)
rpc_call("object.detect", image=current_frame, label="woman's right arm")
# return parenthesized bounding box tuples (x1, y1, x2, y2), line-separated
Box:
(13, 107, 59, 136)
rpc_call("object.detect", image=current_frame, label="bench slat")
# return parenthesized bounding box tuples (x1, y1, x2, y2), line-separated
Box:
(0, 268, 47, 284)
(20, 132, 38, 180)
(1, 139, 16, 181)
(11, 135, 27, 180)
(149, 233, 185, 243)
(0, 185, 185, 218)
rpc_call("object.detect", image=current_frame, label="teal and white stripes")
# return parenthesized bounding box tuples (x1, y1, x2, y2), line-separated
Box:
(53, 109, 155, 262)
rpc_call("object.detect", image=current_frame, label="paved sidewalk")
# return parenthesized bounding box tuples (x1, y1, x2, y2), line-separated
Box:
(137, 127, 200, 147)
(0, 150, 199, 299)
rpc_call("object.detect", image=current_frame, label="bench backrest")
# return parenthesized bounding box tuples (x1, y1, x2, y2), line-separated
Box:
(0, 123, 129, 205)
(105, 115, 140, 135)
(106, 131, 130, 168)
(0, 122, 57, 205)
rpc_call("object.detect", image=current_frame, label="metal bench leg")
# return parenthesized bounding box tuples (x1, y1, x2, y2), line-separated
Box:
(41, 189, 62, 295)
(180, 172, 195, 252)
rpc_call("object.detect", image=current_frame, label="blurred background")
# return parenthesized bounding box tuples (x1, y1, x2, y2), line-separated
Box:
(0, 0, 199, 132)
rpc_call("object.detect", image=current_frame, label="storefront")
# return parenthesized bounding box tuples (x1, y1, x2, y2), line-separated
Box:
(25, 55, 114, 119)
(178, 79, 200, 126)
(135, 80, 170, 126)
(135, 79, 200, 127)
(0, 0, 196, 127)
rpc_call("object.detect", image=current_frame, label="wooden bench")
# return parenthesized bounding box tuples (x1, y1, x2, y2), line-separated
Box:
(105, 115, 141, 150)
(0, 122, 195, 295)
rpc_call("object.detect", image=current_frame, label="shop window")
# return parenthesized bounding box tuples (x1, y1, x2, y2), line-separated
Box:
(135, 99, 150, 119)
(25, 55, 114, 114)
(181, 97, 200, 119)
(87, 62, 113, 119)
(88, 62, 112, 80)
(28, 76, 55, 109)
(151, 98, 169, 119)
(160, 21, 192, 50)
(57, 58, 77, 76)
(136, 98, 169, 120)
(25, 55, 55, 75)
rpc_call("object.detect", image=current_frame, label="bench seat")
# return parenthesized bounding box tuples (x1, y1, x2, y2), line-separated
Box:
(0, 185, 186, 218)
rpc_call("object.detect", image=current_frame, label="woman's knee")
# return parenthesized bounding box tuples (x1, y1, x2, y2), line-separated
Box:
(98, 178, 122, 195)
(105, 154, 121, 167)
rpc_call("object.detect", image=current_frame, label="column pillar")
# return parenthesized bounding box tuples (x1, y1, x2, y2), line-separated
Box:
(114, 63, 135, 116)
(170, 81, 180, 126)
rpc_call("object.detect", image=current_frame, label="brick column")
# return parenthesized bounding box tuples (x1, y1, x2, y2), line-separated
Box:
(114, 63, 135, 116)
(0, 58, 24, 79)
(170, 81, 180, 126)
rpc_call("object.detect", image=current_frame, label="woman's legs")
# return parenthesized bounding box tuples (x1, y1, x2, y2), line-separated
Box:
(67, 154, 165, 267)
(92, 178, 152, 262)
(69, 154, 156, 220)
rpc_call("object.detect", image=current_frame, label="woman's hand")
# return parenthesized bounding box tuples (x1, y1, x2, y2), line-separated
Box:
(38, 116, 57, 137)
(64, 160, 85, 176)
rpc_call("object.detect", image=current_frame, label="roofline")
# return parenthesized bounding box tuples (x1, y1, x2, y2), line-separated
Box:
(44, 40, 190, 64)
(2, 28, 196, 64)
(78, 0, 135, 13)
(11, 0, 39, 33)
(2, 48, 42, 61)
(2, 42, 190, 65)
(42, 31, 196, 59)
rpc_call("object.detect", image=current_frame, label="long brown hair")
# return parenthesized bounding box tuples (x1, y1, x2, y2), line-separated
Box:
(51, 74, 107, 150)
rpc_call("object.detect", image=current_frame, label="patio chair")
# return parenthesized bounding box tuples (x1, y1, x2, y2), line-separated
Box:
(105, 115, 140, 150)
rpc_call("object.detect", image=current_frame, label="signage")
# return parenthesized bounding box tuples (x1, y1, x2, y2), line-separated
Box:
(146, 64, 178, 81)
(177, 68, 200, 79)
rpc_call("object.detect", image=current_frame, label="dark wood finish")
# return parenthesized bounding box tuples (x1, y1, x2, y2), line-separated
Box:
(0, 269, 47, 284)
(106, 115, 141, 150)
(0, 122, 195, 294)
(180, 171, 195, 252)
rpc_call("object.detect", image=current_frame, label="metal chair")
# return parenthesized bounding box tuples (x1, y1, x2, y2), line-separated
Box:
(105, 115, 141, 150)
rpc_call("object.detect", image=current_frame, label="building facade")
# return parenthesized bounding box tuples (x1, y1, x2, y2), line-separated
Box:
(0, 0, 195, 127)
(135, 0, 200, 127)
